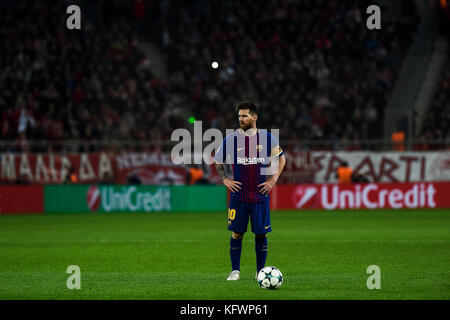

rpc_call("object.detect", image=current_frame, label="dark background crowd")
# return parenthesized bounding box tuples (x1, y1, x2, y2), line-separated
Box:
(1, 0, 173, 153)
(160, 0, 420, 151)
(418, 60, 450, 148)
(1, 0, 446, 154)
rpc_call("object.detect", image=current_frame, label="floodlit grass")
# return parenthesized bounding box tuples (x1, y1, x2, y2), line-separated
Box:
(0, 209, 449, 299)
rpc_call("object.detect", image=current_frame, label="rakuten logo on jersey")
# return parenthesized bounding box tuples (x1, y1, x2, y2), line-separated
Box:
(320, 183, 437, 210)
(237, 157, 266, 165)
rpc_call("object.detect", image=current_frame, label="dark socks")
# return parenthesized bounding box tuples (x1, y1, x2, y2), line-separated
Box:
(230, 237, 243, 271)
(255, 236, 268, 272)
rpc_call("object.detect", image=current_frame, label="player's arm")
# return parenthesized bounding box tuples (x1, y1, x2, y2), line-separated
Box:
(215, 162, 242, 193)
(259, 153, 286, 195)
(272, 153, 286, 183)
(214, 138, 241, 193)
(259, 140, 286, 195)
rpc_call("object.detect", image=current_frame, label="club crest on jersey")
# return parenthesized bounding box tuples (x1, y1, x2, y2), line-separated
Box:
(237, 157, 266, 165)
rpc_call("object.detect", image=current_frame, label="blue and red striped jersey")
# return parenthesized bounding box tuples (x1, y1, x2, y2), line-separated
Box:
(214, 129, 284, 202)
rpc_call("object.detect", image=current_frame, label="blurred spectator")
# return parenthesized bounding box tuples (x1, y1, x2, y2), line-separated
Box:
(15, 173, 30, 185)
(352, 172, 370, 183)
(392, 131, 405, 151)
(99, 171, 115, 185)
(186, 164, 209, 185)
(127, 172, 142, 185)
(336, 161, 353, 184)
(63, 166, 78, 184)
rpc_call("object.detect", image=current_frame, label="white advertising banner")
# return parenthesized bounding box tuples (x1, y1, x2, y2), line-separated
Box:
(310, 151, 450, 183)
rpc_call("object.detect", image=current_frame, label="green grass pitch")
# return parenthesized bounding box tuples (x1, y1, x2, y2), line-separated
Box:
(0, 209, 449, 300)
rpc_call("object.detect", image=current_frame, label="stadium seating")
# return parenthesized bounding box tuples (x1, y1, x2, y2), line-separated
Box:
(0, 0, 420, 152)
(416, 60, 450, 150)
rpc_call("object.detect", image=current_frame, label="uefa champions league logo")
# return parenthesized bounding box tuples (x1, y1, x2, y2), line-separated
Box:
(170, 121, 280, 176)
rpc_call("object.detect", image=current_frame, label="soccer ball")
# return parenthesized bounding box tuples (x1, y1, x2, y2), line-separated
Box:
(257, 266, 283, 289)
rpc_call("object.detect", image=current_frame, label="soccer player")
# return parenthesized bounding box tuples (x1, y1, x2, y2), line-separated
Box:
(214, 101, 286, 281)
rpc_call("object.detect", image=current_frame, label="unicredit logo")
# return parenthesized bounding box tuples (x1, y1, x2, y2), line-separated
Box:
(294, 186, 318, 208)
(320, 183, 437, 210)
(87, 185, 101, 212)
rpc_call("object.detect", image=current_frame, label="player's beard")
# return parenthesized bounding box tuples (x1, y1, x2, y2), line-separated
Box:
(240, 120, 254, 131)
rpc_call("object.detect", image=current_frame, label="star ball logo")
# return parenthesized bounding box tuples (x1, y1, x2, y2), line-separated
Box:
(87, 185, 101, 212)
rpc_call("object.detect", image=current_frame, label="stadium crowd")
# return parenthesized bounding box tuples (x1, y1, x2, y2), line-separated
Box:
(161, 0, 420, 151)
(416, 60, 450, 150)
(0, 0, 421, 152)
(0, 0, 180, 152)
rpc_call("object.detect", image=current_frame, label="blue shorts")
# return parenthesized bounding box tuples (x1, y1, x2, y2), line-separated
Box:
(227, 196, 272, 234)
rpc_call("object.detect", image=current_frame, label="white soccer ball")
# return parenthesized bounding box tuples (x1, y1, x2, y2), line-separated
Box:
(257, 266, 283, 289)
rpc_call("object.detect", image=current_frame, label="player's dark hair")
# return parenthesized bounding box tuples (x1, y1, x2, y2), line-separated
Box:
(235, 101, 258, 115)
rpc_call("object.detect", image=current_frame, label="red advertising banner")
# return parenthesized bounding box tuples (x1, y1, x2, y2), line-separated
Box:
(280, 151, 450, 184)
(0, 186, 44, 214)
(0, 153, 106, 184)
(1, 151, 448, 185)
(271, 182, 450, 210)
(0, 153, 222, 185)
(113, 153, 221, 185)
(277, 151, 316, 184)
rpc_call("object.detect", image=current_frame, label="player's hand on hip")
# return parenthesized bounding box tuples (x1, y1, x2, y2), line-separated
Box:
(223, 178, 242, 193)
(258, 177, 276, 195)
